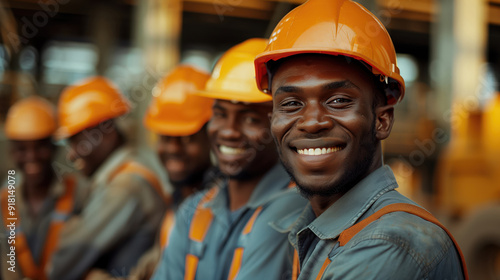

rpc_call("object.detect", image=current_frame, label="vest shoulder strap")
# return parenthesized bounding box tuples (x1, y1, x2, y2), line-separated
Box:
(160, 208, 176, 249)
(109, 160, 171, 204)
(185, 187, 218, 280)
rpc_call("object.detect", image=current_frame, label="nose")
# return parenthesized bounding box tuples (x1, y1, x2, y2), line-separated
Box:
(218, 116, 242, 140)
(296, 102, 333, 134)
(23, 145, 37, 161)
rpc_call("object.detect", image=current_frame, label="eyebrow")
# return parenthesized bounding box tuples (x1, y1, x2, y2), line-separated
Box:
(274, 80, 360, 96)
(323, 80, 360, 91)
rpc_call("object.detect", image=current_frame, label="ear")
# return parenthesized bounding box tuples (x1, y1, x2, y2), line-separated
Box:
(374, 104, 394, 140)
(268, 112, 272, 122)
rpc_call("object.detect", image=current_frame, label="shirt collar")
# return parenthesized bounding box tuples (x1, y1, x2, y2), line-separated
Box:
(288, 165, 398, 244)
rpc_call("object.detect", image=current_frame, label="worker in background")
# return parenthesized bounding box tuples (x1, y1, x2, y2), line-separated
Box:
(152, 38, 307, 280)
(254, 0, 468, 279)
(129, 65, 217, 280)
(0, 96, 86, 280)
(48, 77, 167, 280)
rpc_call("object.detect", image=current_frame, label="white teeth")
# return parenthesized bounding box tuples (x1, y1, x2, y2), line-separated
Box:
(297, 146, 342, 156)
(220, 145, 246, 155)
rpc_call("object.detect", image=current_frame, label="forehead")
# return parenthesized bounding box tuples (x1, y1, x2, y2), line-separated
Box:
(213, 99, 272, 114)
(271, 55, 374, 94)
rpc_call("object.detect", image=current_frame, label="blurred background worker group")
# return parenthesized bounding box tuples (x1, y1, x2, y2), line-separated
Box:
(0, 0, 499, 279)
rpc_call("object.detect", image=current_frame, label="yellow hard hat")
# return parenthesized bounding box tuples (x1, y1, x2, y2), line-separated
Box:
(196, 38, 272, 103)
(254, 0, 405, 104)
(56, 76, 130, 139)
(144, 65, 213, 136)
(5, 96, 57, 140)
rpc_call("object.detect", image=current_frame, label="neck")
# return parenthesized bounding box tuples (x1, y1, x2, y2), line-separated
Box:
(227, 175, 263, 211)
(23, 173, 53, 198)
(23, 173, 54, 216)
(174, 182, 202, 203)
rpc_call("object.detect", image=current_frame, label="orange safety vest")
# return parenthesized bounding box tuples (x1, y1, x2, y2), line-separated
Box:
(159, 209, 176, 249)
(183, 187, 263, 280)
(183, 181, 296, 280)
(291, 203, 469, 280)
(1, 175, 76, 280)
(108, 160, 171, 205)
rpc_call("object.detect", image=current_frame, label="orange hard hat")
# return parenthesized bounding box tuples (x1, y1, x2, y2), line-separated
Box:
(144, 65, 213, 136)
(254, 0, 405, 104)
(56, 76, 130, 139)
(196, 38, 272, 103)
(5, 96, 57, 140)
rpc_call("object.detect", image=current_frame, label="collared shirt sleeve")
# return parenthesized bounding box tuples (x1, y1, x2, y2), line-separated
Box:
(48, 172, 150, 280)
(152, 193, 201, 280)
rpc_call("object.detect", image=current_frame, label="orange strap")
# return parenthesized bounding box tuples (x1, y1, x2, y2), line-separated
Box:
(39, 176, 76, 276)
(338, 203, 468, 279)
(160, 209, 176, 249)
(292, 203, 469, 280)
(109, 161, 171, 204)
(184, 187, 218, 280)
(227, 206, 263, 280)
(291, 249, 300, 280)
(1, 176, 76, 280)
(227, 180, 292, 280)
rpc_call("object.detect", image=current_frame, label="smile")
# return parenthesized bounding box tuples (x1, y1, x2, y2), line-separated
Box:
(220, 145, 247, 155)
(296, 146, 343, 156)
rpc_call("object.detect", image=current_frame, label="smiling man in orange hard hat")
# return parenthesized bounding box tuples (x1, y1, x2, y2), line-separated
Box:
(48, 77, 167, 280)
(254, 0, 468, 279)
(1, 96, 86, 280)
(126, 65, 218, 280)
(152, 38, 307, 280)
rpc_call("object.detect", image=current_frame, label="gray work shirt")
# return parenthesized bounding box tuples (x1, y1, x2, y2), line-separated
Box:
(272, 166, 464, 280)
(49, 146, 167, 280)
(152, 163, 308, 280)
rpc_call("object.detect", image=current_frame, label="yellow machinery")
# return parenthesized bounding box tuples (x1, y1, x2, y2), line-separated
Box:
(436, 93, 500, 280)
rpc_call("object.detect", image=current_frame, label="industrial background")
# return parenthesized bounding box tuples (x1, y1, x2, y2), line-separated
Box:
(1, 0, 499, 279)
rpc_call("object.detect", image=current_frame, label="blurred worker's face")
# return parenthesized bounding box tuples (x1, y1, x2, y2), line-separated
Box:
(67, 122, 117, 177)
(157, 127, 211, 188)
(270, 55, 394, 198)
(10, 138, 56, 185)
(208, 100, 278, 180)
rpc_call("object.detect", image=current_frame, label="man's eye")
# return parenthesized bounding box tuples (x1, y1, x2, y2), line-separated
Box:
(244, 116, 260, 124)
(331, 98, 350, 103)
(281, 100, 301, 107)
(213, 111, 225, 118)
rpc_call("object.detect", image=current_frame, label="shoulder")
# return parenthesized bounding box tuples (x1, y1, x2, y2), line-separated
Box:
(347, 210, 455, 272)
(255, 188, 307, 234)
(264, 187, 308, 215)
(175, 189, 212, 224)
(106, 159, 161, 192)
